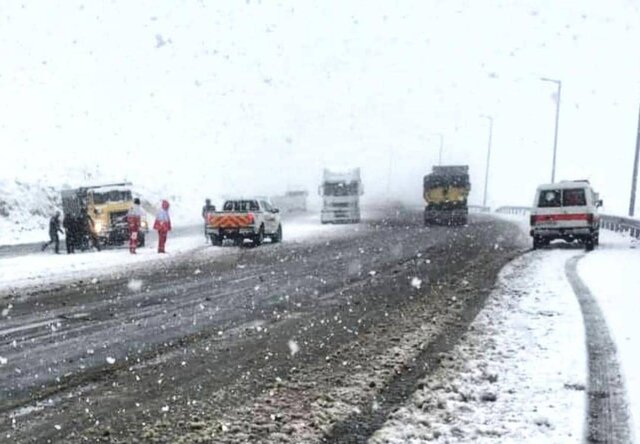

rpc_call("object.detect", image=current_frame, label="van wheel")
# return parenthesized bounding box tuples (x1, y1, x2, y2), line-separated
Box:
(533, 237, 544, 250)
(585, 236, 595, 251)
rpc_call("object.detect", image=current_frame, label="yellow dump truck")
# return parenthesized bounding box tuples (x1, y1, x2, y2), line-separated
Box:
(61, 183, 148, 248)
(423, 165, 471, 225)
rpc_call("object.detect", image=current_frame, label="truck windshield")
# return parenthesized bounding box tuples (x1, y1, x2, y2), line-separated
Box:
(93, 190, 132, 204)
(323, 182, 359, 196)
(223, 200, 259, 212)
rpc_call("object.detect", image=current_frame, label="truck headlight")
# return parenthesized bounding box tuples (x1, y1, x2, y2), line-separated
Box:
(95, 222, 103, 233)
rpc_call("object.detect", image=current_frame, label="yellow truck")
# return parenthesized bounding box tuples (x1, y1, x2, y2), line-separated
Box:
(61, 183, 148, 248)
(423, 165, 471, 226)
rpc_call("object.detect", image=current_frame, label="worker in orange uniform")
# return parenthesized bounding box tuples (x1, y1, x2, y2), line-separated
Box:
(153, 200, 172, 253)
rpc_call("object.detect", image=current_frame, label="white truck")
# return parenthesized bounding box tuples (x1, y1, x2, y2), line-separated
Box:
(318, 168, 364, 224)
(206, 198, 282, 246)
(270, 190, 309, 213)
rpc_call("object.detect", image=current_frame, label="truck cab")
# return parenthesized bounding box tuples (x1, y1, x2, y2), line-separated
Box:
(319, 168, 364, 224)
(530, 180, 602, 251)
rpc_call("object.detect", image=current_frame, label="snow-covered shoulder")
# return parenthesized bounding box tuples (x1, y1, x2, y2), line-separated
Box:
(577, 230, 640, 441)
(370, 250, 587, 443)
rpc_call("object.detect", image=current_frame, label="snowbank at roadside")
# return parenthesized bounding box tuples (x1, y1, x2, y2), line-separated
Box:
(578, 230, 640, 441)
(370, 250, 587, 443)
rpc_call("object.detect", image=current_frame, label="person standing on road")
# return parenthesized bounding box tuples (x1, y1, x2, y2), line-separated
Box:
(62, 212, 77, 254)
(202, 198, 216, 243)
(127, 198, 145, 254)
(153, 200, 172, 253)
(42, 211, 64, 254)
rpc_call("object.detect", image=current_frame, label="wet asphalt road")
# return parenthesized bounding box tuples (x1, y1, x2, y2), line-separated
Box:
(0, 207, 526, 443)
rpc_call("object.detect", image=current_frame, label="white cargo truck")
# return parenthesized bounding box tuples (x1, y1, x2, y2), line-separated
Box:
(318, 168, 364, 224)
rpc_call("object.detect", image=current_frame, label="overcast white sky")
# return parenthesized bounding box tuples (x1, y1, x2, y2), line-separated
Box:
(1, 0, 639, 212)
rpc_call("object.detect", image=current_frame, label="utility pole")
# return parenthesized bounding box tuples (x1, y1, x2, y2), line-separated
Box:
(541, 77, 562, 183)
(480, 115, 493, 208)
(630, 104, 640, 217)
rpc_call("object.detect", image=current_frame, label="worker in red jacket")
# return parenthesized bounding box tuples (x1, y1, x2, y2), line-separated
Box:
(127, 198, 145, 254)
(153, 200, 172, 253)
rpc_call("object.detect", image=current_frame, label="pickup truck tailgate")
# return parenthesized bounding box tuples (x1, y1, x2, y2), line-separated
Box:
(208, 213, 254, 229)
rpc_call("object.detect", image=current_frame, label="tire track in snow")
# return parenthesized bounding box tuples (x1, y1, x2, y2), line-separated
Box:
(565, 255, 632, 444)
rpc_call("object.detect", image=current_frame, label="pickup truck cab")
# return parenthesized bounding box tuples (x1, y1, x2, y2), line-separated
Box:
(207, 199, 282, 246)
(530, 180, 602, 251)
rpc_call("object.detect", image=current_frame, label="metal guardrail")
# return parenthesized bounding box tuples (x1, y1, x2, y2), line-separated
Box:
(468, 205, 491, 213)
(495, 206, 640, 239)
(600, 214, 640, 239)
(495, 206, 532, 216)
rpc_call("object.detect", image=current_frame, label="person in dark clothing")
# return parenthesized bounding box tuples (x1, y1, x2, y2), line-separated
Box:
(62, 213, 77, 254)
(42, 211, 64, 254)
(80, 208, 102, 251)
(202, 198, 216, 242)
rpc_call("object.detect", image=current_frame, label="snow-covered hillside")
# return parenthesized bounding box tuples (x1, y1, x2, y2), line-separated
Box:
(0, 179, 61, 245)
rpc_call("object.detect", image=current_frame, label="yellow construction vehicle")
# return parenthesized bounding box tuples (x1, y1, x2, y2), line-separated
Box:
(423, 165, 471, 225)
(61, 183, 148, 248)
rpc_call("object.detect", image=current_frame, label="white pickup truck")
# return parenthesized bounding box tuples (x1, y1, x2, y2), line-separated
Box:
(206, 198, 282, 246)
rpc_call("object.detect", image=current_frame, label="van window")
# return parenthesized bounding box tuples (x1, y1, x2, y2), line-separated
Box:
(538, 189, 561, 207)
(562, 189, 586, 206)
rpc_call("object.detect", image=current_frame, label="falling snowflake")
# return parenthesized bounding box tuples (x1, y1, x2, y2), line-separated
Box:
(161, 405, 169, 412)
(411, 277, 422, 289)
(194, 269, 202, 275)
(127, 279, 143, 292)
(0, 356, 7, 365)
(288, 340, 300, 356)
(106, 357, 116, 365)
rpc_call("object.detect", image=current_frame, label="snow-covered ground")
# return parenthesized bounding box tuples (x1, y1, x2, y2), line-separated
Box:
(369, 216, 640, 443)
(578, 231, 640, 441)
(0, 214, 354, 292)
(370, 249, 587, 443)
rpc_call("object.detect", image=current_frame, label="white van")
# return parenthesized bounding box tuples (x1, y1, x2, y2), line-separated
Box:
(530, 180, 602, 251)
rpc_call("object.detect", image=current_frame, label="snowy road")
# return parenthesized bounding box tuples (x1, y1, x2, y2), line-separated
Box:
(0, 208, 525, 443)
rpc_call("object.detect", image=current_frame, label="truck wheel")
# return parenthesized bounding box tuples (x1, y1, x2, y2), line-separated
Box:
(254, 227, 264, 246)
(137, 233, 145, 248)
(594, 232, 600, 246)
(271, 225, 283, 243)
(210, 234, 222, 246)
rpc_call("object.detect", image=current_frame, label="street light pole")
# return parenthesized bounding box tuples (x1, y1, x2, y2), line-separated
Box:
(630, 104, 640, 217)
(541, 77, 562, 183)
(431, 133, 444, 165)
(480, 115, 493, 208)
